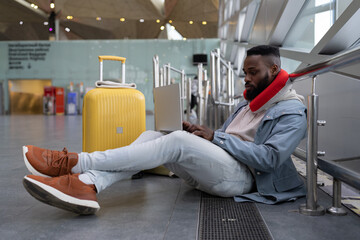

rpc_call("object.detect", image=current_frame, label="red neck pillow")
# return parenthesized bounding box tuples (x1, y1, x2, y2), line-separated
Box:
(243, 69, 289, 112)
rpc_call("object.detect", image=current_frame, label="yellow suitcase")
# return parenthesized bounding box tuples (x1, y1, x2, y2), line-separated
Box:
(82, 56, 146, 153)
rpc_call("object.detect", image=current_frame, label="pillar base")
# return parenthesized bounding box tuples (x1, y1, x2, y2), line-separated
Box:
(299, 203, 325, 216)
(326, 206, 347, 216)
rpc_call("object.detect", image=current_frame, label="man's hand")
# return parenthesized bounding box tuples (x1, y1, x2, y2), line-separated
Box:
(182, 121, 214, 141)
(182, 121, 196, 133)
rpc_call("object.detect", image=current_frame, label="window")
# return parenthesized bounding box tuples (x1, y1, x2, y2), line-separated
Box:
(283, 0, 352, 51)
(280, 57, 302, 73)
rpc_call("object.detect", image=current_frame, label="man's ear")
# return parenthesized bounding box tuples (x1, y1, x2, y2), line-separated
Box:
(271, 64, 279, 76)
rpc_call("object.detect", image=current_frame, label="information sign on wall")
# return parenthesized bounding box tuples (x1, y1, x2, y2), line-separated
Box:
(8, 43, 51, 70)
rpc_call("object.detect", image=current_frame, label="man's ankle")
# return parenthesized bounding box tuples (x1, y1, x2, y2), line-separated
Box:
(78, 173, 94, 185)
(71, 154, 82, 173)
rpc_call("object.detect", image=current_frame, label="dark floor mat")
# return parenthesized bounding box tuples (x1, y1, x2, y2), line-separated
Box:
(198, 193, 273, 240)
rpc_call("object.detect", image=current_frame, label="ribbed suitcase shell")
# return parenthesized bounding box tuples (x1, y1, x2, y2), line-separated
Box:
(82, 88, 146, 153)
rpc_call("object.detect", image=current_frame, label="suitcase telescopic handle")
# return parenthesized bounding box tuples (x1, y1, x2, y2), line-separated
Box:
(98, 56, 126, 63)
(98, 55, 126, 83)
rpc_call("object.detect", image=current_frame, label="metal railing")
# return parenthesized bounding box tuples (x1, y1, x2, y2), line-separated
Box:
(196, 63, 210, 125)
(153, 55, 213, 125)
(152, 55, 191, 121)
(209, 48, 235, 129)
(290, 45, 360, 216)
(153, 50, 235, 127)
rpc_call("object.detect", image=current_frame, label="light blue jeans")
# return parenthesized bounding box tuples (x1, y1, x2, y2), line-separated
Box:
(79, 130, 254, 197)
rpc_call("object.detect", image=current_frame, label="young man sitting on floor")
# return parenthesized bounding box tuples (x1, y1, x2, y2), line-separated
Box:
(22, 45, 307, 215)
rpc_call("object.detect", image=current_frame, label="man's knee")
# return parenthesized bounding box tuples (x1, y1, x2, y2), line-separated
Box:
(141, 130, 158, 136)
(139, 130, 164, 139)
(168, 130, 193, 143)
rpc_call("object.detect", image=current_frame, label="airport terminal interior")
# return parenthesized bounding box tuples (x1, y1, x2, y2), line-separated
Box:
(1, 0, 360, 239)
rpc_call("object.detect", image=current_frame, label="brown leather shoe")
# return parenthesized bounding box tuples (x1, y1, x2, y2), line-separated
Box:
(23, 174, 100, 215)
(23, 145, 78, 177)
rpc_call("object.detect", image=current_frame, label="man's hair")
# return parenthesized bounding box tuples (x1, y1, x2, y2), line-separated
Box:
(247, 45, 281, 68)
(247, 45, 280, 57)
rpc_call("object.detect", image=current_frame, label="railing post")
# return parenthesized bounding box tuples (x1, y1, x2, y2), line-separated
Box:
(186, 77, 192, 122)
(227, 61, 234, 116)
(299, 75, 325, 216)
(215, 48, 221, 129)
(203, 69, 209, 126)
(167, 64, 171, 86)
(327, 178, 347, 215)
(181, 70, 186, 100)
(153, 55, 159, 88)
(210, 51, 216, 129)
(198, 64, 204, 125)
(162, 65, 167, 86)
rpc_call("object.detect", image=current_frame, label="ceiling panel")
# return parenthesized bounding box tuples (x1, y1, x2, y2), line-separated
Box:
(0, 0, 219, 40)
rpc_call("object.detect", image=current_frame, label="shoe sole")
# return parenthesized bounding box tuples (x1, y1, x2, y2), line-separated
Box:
(23, 176, 100, 215)
(23, 146, 50, 178)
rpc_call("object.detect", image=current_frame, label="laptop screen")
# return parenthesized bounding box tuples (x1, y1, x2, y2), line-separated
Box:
(153, 83, 183, 132)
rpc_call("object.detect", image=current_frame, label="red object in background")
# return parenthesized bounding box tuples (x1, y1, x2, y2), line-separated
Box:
(44, 86, 56, 97)
(43, 86, 56, 115)
(55, 87, 65, 115)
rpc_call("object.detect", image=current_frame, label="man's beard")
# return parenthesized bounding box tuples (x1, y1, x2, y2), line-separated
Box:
(245, 73, 270, 101)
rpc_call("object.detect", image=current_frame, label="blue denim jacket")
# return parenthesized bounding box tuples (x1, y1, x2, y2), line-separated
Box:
(212, 99, 307, 204)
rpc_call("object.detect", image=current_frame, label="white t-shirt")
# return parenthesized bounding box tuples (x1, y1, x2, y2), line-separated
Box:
(225, 105, 266, 141)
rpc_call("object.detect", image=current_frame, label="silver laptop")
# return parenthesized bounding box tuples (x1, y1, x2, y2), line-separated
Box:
(153, 83, 183, 133)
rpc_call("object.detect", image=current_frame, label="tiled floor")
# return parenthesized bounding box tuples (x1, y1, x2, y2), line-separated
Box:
(0, 115, 200, 240)
(1, 115, 360, 240)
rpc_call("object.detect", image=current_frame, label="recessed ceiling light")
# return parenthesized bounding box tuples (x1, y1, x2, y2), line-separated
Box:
(160, 26, 165, 30)
(96, 17, 102, 21)
(169, 20, 172, 23)
(50, 3, 55, 9)
(19, 21, 23, 25)
(139, 19, 144, 22)
(31, 4, 38, 9)
(44, 21, 48, 25)
(202, 21, 207, 25)
(120, 18, 125, 22)
(156, 19, 160, 23)
(67, 16, 73, 20)
(189, 20, 193, 24)
(65, 27, 70, 32)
